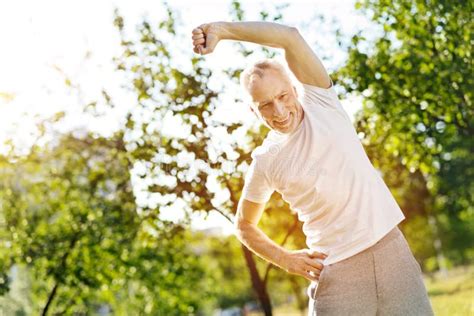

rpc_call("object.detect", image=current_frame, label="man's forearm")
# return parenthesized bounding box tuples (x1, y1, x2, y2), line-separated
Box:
(214, 21, 296, 49)
(235, 221, 289, 270)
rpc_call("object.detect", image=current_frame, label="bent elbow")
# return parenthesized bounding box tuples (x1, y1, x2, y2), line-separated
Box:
(234, 219, 252, 238)
(288, 26, 299, 35)
(284, 26, 302, 49)
(234, 218, 248, 232)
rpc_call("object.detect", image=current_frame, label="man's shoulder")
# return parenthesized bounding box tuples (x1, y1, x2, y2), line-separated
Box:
(300, 79, 344, 111)
(250, 137, 282, 161)
(245, 140, 279, 179)
(300, 81, 353, 124)
(250, 144, 271, 161)
(301, 78, 337, 100)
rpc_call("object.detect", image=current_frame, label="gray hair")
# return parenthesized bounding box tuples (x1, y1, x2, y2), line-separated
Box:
(240, 58, 291, 94)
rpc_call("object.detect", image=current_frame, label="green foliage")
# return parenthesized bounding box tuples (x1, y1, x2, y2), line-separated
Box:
(193, 232, 255, 309)
(7, 0, 470, 314)
(336, 0, 473, 267)
(0, 133, 135, 313)
(113, 1, 315, 314)
(0, 131, 214, 315)
(1, 1, 309, 314)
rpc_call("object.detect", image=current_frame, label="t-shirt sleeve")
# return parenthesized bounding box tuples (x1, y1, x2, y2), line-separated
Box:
(240, 158, 274, 204)
(301, 78, 352, 123)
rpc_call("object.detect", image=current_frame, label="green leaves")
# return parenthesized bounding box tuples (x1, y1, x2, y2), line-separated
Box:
(338, 0, 473, 269)
(0, 132, 214, 314)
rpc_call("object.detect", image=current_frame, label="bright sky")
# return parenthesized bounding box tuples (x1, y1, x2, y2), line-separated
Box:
(0, 0, 377, 236)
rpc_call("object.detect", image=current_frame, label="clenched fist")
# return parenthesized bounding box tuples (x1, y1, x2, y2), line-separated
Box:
(191, 22, 221, 55)
(281, 249, 328, 282)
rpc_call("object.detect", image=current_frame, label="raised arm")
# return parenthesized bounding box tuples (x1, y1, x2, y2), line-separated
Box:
(191, 21, 331, 88)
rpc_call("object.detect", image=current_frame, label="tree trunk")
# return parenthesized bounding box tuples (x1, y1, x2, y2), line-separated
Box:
(41, 234, 79, 315)
(241, 244, 273, 316)
(41, 282, 59, 316)
(289, 276, 306, 315)
(428, 214, 448, 277)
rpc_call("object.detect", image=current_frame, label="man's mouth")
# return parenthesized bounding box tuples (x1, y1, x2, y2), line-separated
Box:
(274, 113, 292, 126)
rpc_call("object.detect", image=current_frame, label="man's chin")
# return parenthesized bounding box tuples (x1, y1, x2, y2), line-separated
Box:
(272, 117, 293, 133)
(273, 125, 291, 134)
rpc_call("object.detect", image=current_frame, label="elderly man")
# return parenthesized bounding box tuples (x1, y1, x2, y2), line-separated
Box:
(191, 21, 434, 315)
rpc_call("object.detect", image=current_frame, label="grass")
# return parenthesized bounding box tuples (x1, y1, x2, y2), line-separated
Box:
(251, 264, 474, 316)
(425, 264, 474, 316)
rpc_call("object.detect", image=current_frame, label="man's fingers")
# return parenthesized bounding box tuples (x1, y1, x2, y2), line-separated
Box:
(192, 24, 208, 35)
(193, 45, 203, 54)
(304, 270, 320, 283)
(308, 250, 328, 260)
(191, 23, 218, 55)
(192, 34, 204, 40)
(192, 28, 203, 35)
(304, 264, 322, 277)
(196, 44, 213, 55)
(193, 38, 205, 46)
(192, 29, 206, 54)
(305, 258, 324, 271)
(192, 32, 207, 55)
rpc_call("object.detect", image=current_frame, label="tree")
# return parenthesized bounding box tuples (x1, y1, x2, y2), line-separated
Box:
(0, 131, 137, 314)
(112, 2, 311, 314)
(334, 0, 473, 272)
(0, 129, 213, 315)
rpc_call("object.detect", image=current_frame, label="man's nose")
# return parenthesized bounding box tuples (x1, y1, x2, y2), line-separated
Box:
(273, 101, 287, 118)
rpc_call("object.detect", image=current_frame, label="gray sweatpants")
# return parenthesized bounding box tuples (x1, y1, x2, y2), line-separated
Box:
(308, 226, 434, 315)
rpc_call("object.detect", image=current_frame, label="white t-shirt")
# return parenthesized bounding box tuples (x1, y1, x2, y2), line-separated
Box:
(241, 80, 406, 267)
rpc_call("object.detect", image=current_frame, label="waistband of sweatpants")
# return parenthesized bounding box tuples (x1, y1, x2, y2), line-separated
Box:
(372, 225, 402, 250)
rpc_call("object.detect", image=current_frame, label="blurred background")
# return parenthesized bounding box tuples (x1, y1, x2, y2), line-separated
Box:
(0, 0, 472, 315)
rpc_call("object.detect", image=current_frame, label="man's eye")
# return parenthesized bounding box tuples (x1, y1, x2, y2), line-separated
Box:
(280, 94, 287, 99)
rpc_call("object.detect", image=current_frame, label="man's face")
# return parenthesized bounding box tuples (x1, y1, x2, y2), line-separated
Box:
(249, 69, 303, 134)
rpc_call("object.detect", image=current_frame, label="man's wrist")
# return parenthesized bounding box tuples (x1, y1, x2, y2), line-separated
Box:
(275, 248, 289, 271)
(212, 21, 229, 41)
